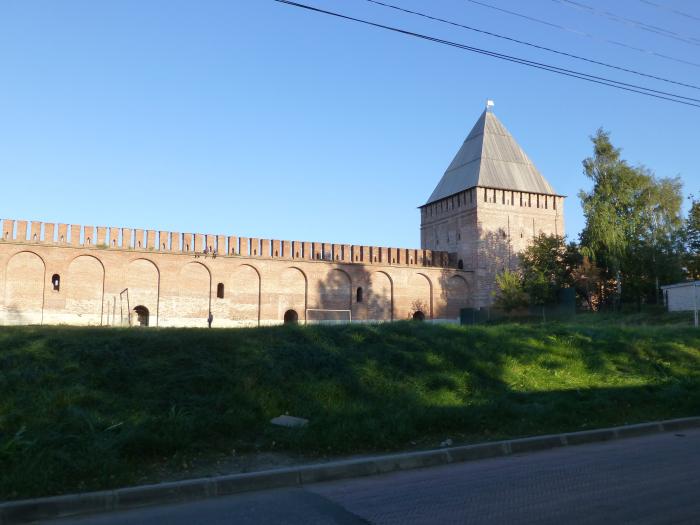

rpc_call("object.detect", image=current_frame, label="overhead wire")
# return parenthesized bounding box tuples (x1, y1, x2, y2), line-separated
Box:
(551, 0, 700, 47)
(463, 0, 700, 68)
(272, 0, 700, 108)
(637, 0, 700, 23)
(363, 0, 700, 91)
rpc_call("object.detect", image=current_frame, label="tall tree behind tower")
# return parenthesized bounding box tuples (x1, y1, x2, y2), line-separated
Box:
(579, 129, 684, 307)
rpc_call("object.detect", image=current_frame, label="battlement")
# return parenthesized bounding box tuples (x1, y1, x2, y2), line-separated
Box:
(0, 218, 452, 268)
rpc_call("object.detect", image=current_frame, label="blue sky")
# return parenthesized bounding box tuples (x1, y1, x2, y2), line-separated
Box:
(1, 0, 698, 248)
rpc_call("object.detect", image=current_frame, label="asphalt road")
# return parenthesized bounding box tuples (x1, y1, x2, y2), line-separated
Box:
(47, 428, 700, 524)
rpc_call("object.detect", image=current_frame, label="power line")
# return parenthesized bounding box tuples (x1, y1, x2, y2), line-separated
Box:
(551, 0, 700, 47)
(364, 0, 700, 91)
(464, 0, 700, 68)
(637, 0, 700, 23)
(272, 0, 700, 108)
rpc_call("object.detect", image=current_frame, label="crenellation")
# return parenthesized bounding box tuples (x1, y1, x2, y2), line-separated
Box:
(133, 229, 143, 249)
(45, 223, 56, 244)
(204, 234, 216, 253)
(97, 227, 107, 246)
(170, 232, 181, 252)
(239, 237, 249, 256)
(146, 230, 156, 250)
(109, 227, 120, 248)
(83, 225, 94, 246)
(362, 245, 370, 263)
(16, 220, 28, 241)
(2, 219, 14, 241)
(30, 221, 41, 242)
(58, 224, 68, 244)
(217, 235, 226, 255)
(159, 231, 169, 251)
(70, 225, 81, 246)
(194, 233, 205, 253)
(121, 228, 132, 249)
(0, 217, 451, 268)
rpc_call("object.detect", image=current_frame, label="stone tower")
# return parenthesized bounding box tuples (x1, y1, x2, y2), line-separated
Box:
(420, 102, 565, 307)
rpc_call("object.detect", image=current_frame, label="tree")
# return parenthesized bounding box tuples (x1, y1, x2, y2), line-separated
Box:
(578, 129, 684, 307)
(493, 270, 528, 313)
(571, 255, 603, 310)
(520, 234, 576, 305)
(684, 197, 700, 279)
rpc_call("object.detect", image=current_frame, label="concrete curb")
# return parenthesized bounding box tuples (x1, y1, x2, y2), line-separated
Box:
(1, 416, 698, 524)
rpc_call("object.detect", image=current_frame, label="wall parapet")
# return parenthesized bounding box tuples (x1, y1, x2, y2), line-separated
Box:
(0, 218, 455, 268)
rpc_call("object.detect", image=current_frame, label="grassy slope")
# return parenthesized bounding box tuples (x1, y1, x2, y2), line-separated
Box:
(1, 318, 699, 500)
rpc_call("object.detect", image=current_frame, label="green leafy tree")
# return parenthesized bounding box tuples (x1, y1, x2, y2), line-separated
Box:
(578, 129, 684, 307)
(684, 197, 700, 279)
(493, 270, 528, 313)
(520, 234, 577, 305)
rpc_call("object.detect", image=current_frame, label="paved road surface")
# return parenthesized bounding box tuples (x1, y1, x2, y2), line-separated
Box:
(47, 429, 700, 524)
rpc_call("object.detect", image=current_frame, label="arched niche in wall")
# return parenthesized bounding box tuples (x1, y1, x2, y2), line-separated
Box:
(178, 262, 211, 327)
(316, 268, 352, 311)
(229, 264, 261, 326)
(3, 251, 45, 325)
(406, 272, 432, 319)
(445, 274, 470, 319)
(367, 271, 393, 322)
(277, 267, 306, 321)
(65, 255, 105, 325)
(127, 259, 160, 327)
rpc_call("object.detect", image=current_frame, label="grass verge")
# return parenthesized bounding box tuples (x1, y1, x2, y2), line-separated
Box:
(1, 319, 699, 500)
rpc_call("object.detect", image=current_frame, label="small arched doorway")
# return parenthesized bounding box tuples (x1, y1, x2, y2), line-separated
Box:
(412, 310, 425, 321)
(283, 309, 299, 324)
(133, 305, 150, 327)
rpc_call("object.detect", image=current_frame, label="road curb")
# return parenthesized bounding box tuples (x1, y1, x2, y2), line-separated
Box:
(1, 416, 698, 524)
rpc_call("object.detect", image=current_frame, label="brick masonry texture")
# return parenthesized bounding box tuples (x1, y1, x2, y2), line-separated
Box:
(421, 187, 564, 307)
(0, 219, 471, 327)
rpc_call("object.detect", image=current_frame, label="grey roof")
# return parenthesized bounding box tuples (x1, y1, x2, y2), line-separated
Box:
(660, 280, 700, 290)
(425, 109, 556, 205)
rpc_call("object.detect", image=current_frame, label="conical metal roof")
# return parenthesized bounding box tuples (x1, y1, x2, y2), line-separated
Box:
(425, 109, 556, 205)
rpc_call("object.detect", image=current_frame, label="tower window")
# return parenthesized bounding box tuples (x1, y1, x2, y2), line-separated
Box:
(217, 283, 224, 299)
(51, 274, 60, 292)
(457, 259, 464, 270)
(356, 287, 363, 303)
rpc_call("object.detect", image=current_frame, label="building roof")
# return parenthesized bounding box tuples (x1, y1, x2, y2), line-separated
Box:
(424, 108, 556, 206)
(660, 280, 700, 290)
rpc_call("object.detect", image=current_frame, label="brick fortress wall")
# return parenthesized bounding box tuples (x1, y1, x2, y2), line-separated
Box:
(0, 219, 473, 327)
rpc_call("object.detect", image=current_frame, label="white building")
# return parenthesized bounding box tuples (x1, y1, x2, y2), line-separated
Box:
(661, 281, 700, 312)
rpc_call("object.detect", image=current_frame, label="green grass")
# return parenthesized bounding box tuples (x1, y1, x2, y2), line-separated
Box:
(1, 318, 699, 500)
